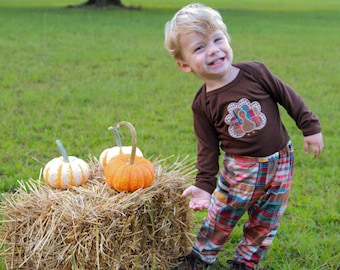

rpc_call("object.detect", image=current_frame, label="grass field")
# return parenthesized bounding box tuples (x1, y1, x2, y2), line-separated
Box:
(0, 0, 339, 269)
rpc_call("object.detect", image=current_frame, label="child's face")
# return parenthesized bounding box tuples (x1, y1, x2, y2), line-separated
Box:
(176, 30, 234, 85)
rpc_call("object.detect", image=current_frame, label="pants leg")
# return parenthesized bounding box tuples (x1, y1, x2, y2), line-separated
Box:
(235, 144, 294, 268)
(192, 143, 294, 266)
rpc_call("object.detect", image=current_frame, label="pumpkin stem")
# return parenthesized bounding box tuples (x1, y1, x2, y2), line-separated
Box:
(117, 121, 137, 165)
(56, 139, 70, 163)
(108, 126, 123, 147)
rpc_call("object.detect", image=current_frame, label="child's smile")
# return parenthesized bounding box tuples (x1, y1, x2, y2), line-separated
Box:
(208, 56, 226, 67)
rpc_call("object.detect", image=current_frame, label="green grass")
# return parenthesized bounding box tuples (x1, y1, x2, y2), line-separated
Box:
(0, 0, 339, 269)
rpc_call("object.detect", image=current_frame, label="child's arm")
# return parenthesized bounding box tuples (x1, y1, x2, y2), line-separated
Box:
(182, 185, 211, 211)
(304, 132, 324, 159)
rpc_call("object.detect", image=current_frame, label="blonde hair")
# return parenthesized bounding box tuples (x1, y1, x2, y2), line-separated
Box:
(164, 3, 230, 60)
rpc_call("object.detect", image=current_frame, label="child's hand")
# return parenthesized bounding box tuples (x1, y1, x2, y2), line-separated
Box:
(182, 185, 211, 211)
(304, 132, 324, 159)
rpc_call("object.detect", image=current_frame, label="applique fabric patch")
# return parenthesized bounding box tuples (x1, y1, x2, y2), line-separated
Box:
(225, 98, 266, 138)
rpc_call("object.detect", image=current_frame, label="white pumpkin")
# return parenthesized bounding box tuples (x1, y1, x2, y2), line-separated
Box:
(43, 140, 90, 189)
(99, 126, 143, 168)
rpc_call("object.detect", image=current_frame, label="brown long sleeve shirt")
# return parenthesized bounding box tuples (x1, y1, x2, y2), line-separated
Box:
(192, 61, 321, 194)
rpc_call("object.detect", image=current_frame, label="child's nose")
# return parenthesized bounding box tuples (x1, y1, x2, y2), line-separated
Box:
(208, 44, 219, 55)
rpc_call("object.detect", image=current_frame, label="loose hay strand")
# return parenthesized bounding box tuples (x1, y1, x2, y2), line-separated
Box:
(0, 156, 195, 270)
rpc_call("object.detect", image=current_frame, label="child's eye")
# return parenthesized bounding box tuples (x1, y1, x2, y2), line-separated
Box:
(194, 45, 204, 52)
(214, 37, 223, 43)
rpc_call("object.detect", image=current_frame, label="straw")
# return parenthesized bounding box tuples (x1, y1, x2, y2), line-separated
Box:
(0, 156, 195, 270)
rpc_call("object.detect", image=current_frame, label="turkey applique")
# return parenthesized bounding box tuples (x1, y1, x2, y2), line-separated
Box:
(225, 98, 266, 138)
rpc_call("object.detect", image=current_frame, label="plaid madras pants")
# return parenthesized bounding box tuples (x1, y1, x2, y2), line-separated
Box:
(193, 141, 294, 268)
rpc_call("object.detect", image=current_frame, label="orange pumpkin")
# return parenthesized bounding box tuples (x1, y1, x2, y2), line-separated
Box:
(99, 126, 143, 168)
(104, 121, 154, 192)
(43, 140, 90, 189)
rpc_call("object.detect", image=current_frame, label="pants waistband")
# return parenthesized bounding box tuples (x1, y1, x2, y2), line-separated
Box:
(226, 141, 293, 163)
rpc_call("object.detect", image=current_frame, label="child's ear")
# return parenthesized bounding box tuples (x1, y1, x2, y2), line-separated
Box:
(176, 60, 192, 73)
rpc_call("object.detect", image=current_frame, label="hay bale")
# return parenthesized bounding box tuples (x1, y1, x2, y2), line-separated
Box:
(0, 157, 195, 270)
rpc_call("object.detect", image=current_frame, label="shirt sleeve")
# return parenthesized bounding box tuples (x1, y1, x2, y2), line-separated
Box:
(256, 62, 322, 136)
(192, 102, 220, 194)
